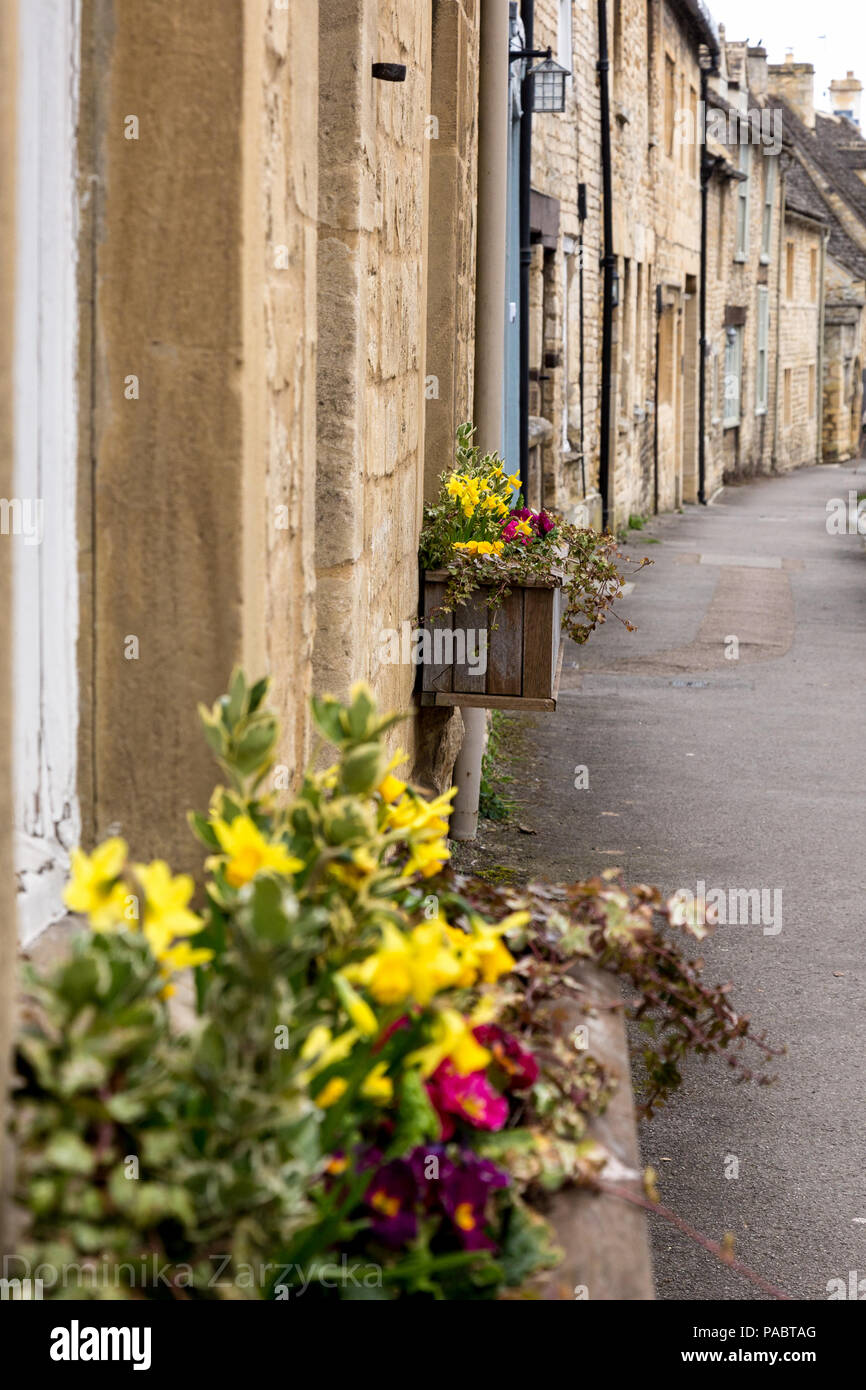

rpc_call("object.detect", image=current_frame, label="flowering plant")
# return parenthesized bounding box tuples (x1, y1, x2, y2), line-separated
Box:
(12, 675, 777, 1300)
(420, 422, 649, 643)
(12, 674, 558, 1299)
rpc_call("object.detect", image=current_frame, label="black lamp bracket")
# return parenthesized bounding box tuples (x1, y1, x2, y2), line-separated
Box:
(509, 46, 552, 64)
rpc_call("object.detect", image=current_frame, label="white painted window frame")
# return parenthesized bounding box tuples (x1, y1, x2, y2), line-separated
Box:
(723, 326, 743, 428)
(735, 144, 751, 261)
(13, 0, 82, 943)
(760, 153, 776, 264)
(755, 286, 770, 415)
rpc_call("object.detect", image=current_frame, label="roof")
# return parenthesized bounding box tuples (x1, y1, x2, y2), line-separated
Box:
(668, 0, 720, 62)
(767, 94, 866, 279)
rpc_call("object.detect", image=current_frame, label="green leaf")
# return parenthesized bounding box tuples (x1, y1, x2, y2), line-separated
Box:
(388, 1070, 440, 1155)
(58, 1050, 109, 1095)
(188, 811, 221, 849)
(233, 717, 278, 775)
(45, 1131, 96, 1176)
(339, 742, 386, 796)
(244, 876, 293, 945)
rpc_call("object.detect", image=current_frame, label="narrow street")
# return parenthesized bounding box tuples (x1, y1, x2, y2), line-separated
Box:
(483, 460, 866, 1299)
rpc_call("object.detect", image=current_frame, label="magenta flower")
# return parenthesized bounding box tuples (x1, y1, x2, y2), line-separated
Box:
(427, 1061, 509, 1136)
(473, 1024, 539, 1090)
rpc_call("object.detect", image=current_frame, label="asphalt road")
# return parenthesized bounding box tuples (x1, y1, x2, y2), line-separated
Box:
(471, 462, 866, 1300)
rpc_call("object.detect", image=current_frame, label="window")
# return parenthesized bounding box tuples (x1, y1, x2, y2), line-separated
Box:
(756, 287, 770, 413)
(786, 241, 795, 298)
(712, 350, 721, 423)
(665, 55, 676, 157)
(783, 367, 793, 426)
(810, 247, 818, 300)
(659, 306, 674, 405)
(557, 0, 573, 71)
(735, 144, 751, 259)
(809, 362, 817, 416)
(717, 186, 727, 276)
(761, 154, 777, 262)
(724, 325, 743, 426)
(690, 85, 699, 179)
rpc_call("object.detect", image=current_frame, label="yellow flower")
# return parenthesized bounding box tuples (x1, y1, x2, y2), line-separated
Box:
(446, 474, 464, 498)
(334, 972, 379, 1036)
(507, 471, 521, 490)
(453, 540, 479, 554)
(344, 925, 413, 1005)
(515, 519, 532, 537)
(361, 1063, 393, 1103)
(159, 941, 214, 973)
(298, 1028, 360, 1085)
(461, 500, 476, 519)
(315, 1077, 348, 1108)
(404, 837, 450, 879)
(406, 1007, 491, 1078)
(490, 463, 504, 478)
(63, 838, 129, 929)
(209, 815, 304, 888)
(378, 773, 407, 805)
(133, 860, 203, 957)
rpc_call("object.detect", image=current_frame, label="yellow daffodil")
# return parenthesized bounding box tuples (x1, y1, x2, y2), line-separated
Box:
(406, 1007, 491, 1078)
(446, 474, 464, 498)
(63, 838, 129, 929)
(507, 471, 521, 490)
(515, 519, 533, 537)
(209, 815, 304, 888)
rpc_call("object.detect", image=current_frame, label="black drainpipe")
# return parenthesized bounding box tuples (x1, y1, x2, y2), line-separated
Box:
(578, 182, 587, 500)
(518, 0, 534, 496)
(653, 284, 661, 515)
(597, 0, 614, 531)
(698, 55, 718, 504)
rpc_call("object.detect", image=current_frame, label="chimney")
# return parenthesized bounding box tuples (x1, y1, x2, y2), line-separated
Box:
(829, 71, 863, 126)
(768, 52, 815, 131)
(747, 46, 768, 99)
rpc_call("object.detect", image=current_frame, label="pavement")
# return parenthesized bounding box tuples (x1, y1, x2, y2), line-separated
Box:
(454, 459, 866, 1300)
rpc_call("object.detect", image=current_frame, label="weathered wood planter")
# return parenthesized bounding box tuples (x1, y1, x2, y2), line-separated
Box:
(418, 570, 563, 711)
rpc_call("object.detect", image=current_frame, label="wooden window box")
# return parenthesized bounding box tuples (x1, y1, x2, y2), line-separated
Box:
(417, 570, 564, 712)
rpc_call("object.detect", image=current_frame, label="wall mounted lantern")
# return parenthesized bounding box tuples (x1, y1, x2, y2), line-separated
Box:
(509, 46, 570, 114)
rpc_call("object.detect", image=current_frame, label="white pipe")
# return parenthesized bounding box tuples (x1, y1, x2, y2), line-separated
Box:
(451, 706, 487, 840)
(452, 0, 510, 841)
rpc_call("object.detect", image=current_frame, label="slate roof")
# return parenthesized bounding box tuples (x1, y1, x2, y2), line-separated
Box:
(766, 95, 866, 281)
